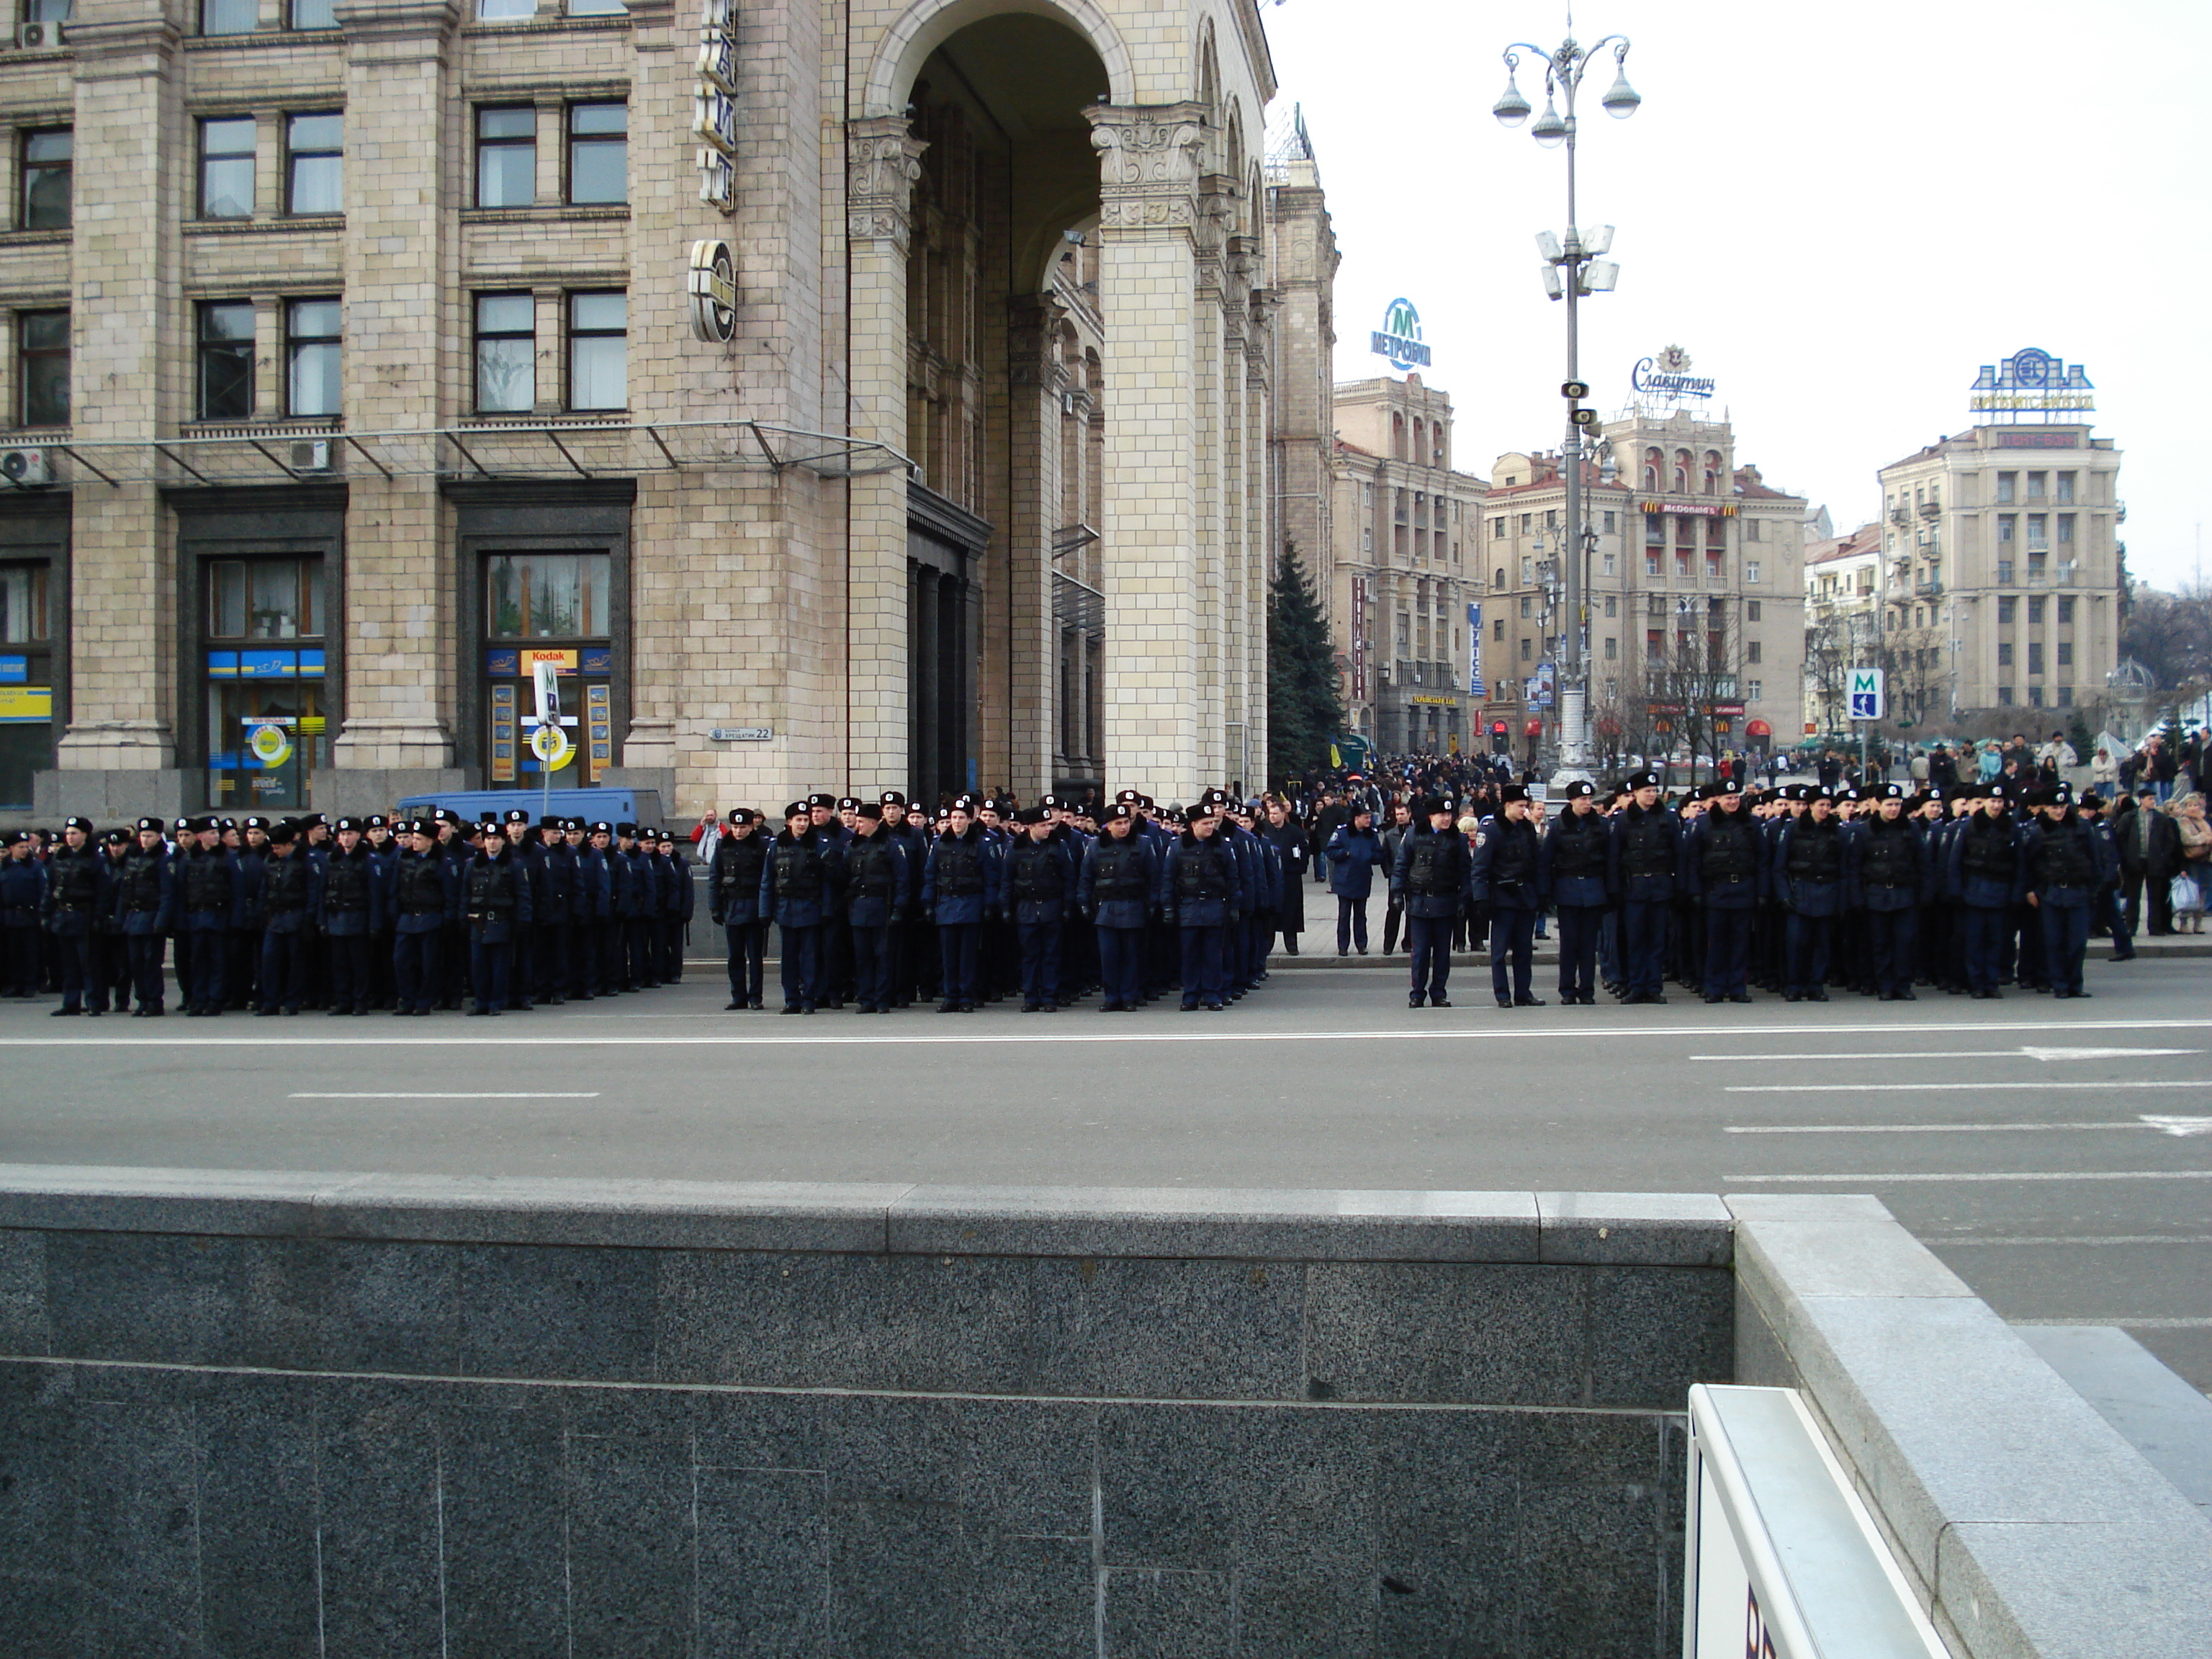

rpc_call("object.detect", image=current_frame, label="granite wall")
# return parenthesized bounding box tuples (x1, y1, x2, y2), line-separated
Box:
(0, 1172, 1736, 1657)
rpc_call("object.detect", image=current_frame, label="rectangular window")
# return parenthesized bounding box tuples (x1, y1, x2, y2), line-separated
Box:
(1519, 638, 1532, 660)
(2027, 514, 2048, 548)
(196, 300, 256, 419)
(285, 297, 341, 417)
(1745, 562, 1761, 583)
(1518, 513, 1531, 535)
(204, 557, 326, 812)
(485, 552, 610, 639)
(1492, 619, 1503, 642)
(1746, 600, 1761, 621)
(1518, 596, 1532, 619)
(210, 557, 322, 641)
(478, 0, 535, 20)
(1996, 472, 2016, 503)
(2029, 686, 2044, 708)
(2057, 642, 2072, 666)
(2028, 642, 2044, 675)
(1603, 595, 1617, 617)
(567, 102, 627, 205)
(476, 106, 536, 207)
(2057, 687, 2072, 706)
(1998, 514, 2015, 543)
(201, 0, 257, 32)
(567, 0, 626, 15)
(1998, 642, 2013, 667)
(2056, 472, 2075, 503)
(1997, 559, 2014, 585)
(284, 112, 342, 215)
(17, 310, 67, 426)
(0, 561, 48, 643)
(1602, 511, 1617, 534)
(567, 290, 626, 410)
(1999, 687, 2015, 706)
(1746, 640, 1762, 664)
(1601, 552, 1617, 576)
(18, 129, 69, 230)
(1645, 629, 1661, 660)
(1645, 552, 1660, 577)
(2026, 472, 2046, 498)
(2028, 597, 2045, 624)
(1676, 552, 1691, 578)
(1603, 636, 1617, 660)
(289, 0, 336, 26)
(1490, 517, 1503, 540)
(1519, 557, 1533, 583)
(1998, 596, 2016, 624)
(1746, 679, 1763, 701)
(474, 292, 535, 412)
(198, 116, 256, 219)
(2058, 513, 2074, 545)
(2059, 598, 2075, 624)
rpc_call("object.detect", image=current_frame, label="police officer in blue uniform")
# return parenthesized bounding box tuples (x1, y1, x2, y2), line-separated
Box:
(1773, 787, 1847, 1002)
(114, 817, 176, 1016)
(318, 816, 383, 1015)
(1003, 805, 1076, 1011)
(172, 816, 237, 1016)
(1608, 773, 1678, 1004)
(1161, 801, 1238, 1010)
(1684, 778, 1760, 1004)
(1537, 781, 1609, 1004)
(1848, 783, 1928, 1002)
(840, 801, 908, 1014)
(252, 819, 318, 1015)
(1470, 784, 1545, 1009)
(1080, 801, 1159, 1012)
(0, 827, 47, 999)
(709, 807, 770, 1010)
(1946, 781, 2024, 999)
(40, 817, 103, 1015)
(463, 819, 531, 1016)
(389, 818, 457, 1016)
(1391, 795, 1473, 1009)
(765, 801, 843, 1013)
(922, 796, 997, 1012)
(2021, 782, 2113, 999)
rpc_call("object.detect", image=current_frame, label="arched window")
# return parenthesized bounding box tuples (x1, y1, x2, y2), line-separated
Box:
(1673, 449, 1691, 494)
(1642, 447, 1661, 493)
(1411, 418, 1424, 463)
(1703, 450, 1721, 496)
(1392, 413, 1406, 461)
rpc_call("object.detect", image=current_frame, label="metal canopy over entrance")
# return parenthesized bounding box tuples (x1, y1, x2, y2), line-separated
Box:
(0, 419, 914, 490)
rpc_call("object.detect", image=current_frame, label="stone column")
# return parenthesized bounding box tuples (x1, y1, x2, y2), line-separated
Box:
(327, 0, 465, 802)
(1087, 102, 1205, 801)
(844, 115, 925, 796)
(1004, 293, 1068, 796)
(48, 0, 188, 814)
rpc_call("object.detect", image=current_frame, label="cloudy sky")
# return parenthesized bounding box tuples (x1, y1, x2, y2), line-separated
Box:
(1264, 0, 2210, 590)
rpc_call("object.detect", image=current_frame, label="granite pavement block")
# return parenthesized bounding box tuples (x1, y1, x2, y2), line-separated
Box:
(1103, 1567, 1232, 1659)
(1303, 1263, 1585, 1406)
(437, 1385, 569, 1659)
(455, 1242, 657, 1382)
(891, 1184, 1539, 1262)
(316, 1380, 446, 1657)
(956, 1533, 1094, 1658)
(1233, 1562, 1379, 1658)
(1372, 1406, 1520, 1651)
(1233, 1406, 1377, 1570)
(825, 1497, 967, 1659)
(1029, 1254, 1305, 1400)
(0, 1362, 82, 1656)
(1535, 1192, 1733, 1267)
(951, 1397, 1095, 1540)
(1100, 1403, 1241, 1570)
(693, 1385, 822, 1473)
(565, 1426, 697, 1658)
(1935, 1517, 2212, 1659)
(0, 1229, 48, 1355)
(322, 1240, 462, 1374)
(195, 1375, 323, 1657)
(820, 1392, 963, 1507)
(845, 1253, 1035, 1393)
(45, 1230, 245, 1365)
(696, 1465, 830, 1659)
(1586, 1267, 1732, 1408)
(73, 1398, 201, 1656)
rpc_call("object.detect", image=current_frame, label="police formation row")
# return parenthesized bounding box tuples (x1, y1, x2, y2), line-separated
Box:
(1318, 773, 2122, 1009)
(0, 810, 693, 1016)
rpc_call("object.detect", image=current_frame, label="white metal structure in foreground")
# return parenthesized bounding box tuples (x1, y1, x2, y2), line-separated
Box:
(1684, 1384, 1951, 1659)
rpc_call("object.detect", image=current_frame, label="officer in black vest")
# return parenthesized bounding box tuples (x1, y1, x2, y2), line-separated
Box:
(709, 807, 770, 1010)
(1608, 773, 1679, 1004)
(389, 818, 456, 1015)
(112, 817, 175, 1016)
(171, 817, 235, 1016)
(1471, 784, 1545, 1009)
(766, 801, 842, 1013)
(318, 817, 382, 1015)
(1081, 801, 1159, 1012)
(840, 802, 908, 1013)
(1003, 805, 1075, 1011)
(2021, 783, 2111, 999)
(1161, 801, 1239, 1010)
(41, 817, 104, 1015)
(253, 820, 318, 1015)
(1774, 788, 1848, 1001)
(1946, 781, 2025, 999)
(1538, 780, 1611, 1004)
(462, 819, 530, 1015)
(576, 821, 615, 999)
(1391, 796, 1473, 1009)
(1849, 783, 1927, 1001)
(1685, 778, 1761, 1004)
(532, 815, 574, 1005)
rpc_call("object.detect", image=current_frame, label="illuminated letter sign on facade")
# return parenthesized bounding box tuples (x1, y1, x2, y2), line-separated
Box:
(1631, 343, 1714, 403)
(1969, 346, 2095, 421)
(1370, 298, 1431, 372)
(694, 0, 738, 212)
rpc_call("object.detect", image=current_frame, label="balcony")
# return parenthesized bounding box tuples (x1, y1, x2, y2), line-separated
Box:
(1917, 499, 1941, 519)
(1915, 580, 1943, 597)
(2025, 563, 2078, 590)
(1889, 505, 1912, 526)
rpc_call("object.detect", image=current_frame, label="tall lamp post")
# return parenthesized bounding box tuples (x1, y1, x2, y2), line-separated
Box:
(1493, 33, 1638, 784)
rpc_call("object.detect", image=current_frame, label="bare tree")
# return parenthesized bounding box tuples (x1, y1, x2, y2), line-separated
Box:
(1644, 603, 1741, 786)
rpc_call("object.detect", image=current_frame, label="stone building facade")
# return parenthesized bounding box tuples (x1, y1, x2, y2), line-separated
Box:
(1325, 374, 1485, 755)
(0, 0, 1282, 820)
(1876, 402, 2123, 723)
(1482, 408, 1806, 767)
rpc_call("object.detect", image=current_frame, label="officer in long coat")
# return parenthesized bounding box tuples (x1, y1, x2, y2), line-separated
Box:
(1323, 804, 1384, 956)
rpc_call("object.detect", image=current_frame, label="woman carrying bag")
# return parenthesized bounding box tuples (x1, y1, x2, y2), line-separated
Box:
(2170, 793, 2212, 932)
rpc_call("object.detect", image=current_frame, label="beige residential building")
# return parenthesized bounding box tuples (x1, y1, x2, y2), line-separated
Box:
(1483, 407, 1806, 766)
(1325, 374, 1485, 754)
(1876, 350, 2123, 722)
(1801, 521, 1882, 732)
(0, 0, 1287, 822)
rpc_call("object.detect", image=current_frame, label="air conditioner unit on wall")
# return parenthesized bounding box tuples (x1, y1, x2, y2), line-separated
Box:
(289, 439, 333, 474)
(15, 21, 62, 48)
(0, 449, 54, 486)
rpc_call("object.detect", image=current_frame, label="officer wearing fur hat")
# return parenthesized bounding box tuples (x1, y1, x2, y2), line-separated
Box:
(709, 808, 770, 1009)
(2020, 782, 2113, 998)
(1470, 785, 1545, 1008)
(1391, 795, 1473, 1008)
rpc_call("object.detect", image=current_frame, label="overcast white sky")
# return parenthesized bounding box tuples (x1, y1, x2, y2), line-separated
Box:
(1264, 0, 2212, 590)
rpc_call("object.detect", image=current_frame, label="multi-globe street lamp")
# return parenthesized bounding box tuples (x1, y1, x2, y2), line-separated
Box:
(1493, 32, 1638, 782)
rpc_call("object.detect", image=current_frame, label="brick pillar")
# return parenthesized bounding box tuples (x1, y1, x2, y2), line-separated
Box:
(844, 115, 925, 796)
(50, 2, 186, 807)
(328, 0, 464, 797)
(1087, 102, 1205, 801)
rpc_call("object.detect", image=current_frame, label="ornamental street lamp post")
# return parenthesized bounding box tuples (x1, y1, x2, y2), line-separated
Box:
(1493, 33, 1637, 786)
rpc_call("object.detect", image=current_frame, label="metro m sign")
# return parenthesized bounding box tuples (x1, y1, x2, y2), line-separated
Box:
(1848, 668, 1884, 721)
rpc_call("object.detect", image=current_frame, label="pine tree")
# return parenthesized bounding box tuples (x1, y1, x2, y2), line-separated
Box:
(1267, 541, 1344, 787)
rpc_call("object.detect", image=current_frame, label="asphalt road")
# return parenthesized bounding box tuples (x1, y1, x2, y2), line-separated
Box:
(3, 953, 2206, 1391)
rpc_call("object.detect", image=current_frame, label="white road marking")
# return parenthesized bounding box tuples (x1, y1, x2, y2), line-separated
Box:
(1934, 1236, 2212, 1246)
(2140, 1115, 2212, 1137)
(287, 1092, 603, 1099)
(1725, 1122, 2158, 1135)
(1729, 1170, 2212, 1183)
(1727, 1080, 2204, 1094)
(5, 1017, 2212, 1050)
(1695, 1046, 2199, 1062)
(2020, 1046, 2201, 1061)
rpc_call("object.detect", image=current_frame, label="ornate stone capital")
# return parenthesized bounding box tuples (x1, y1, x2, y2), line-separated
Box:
(1086, 102, 1207, 234)
(847, 116, 927, 251)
